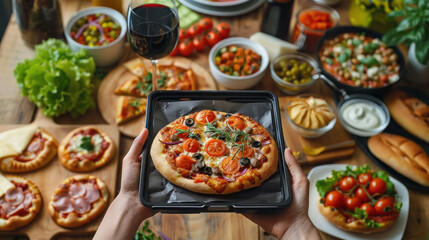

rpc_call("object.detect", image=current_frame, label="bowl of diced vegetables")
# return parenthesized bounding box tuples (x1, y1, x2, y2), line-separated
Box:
(271, 52, 319, 94)
(208, 37, 269, 89)
(65, 7, 126, 67)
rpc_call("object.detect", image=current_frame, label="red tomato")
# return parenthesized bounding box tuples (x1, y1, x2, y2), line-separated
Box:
(195, 110, 216, 123)
(179, 40, 193, 57)
(179, 28, 188, 41)
(220, 157, 240, 175)
(325, 190, 344, 209)
(183, 138, 200, 153)
(357, 173, 372, 185)
(192, 36, 207, 51)
(232, 145, 254, 159)
(216, 22, 231, 39)
(355, 186, 370, 203)
(361, 202, 376, 216)
(198, 17, 213, 31)
(204, 139, 226, 156)
(175, 155, 195, 170)
(187, 23, 203, 37)
(227, 116, 246, 130)
(345, 196, 362, 212)
(368, 178, 387, 196)
(340, 176, 356, 192)
(206, 30, 222, 47)
(374, 196, 395, 215)
(170, 45, 179, 56)
(170, 125, 188, 138)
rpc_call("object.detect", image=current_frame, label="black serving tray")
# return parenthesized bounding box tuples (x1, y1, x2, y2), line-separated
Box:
(138, 90, 292, 213)
(333, 86, 429, 192)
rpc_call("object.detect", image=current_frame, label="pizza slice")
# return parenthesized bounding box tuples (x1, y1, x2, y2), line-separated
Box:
(158, 66, 197, 90)
(0, 175, 42, 231)
(123, 58, 146, 77)
(0, 125, 58, 173)
(116, 96, 147, 125)
(114, 76, 150, 97)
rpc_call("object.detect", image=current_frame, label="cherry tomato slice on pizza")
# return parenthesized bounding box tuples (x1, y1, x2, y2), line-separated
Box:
(325, 190, 344, 209)
(195, 110, 216, 123)
(232, 145, 254, 159)
(345, 196, 362, 211)
(360, 202, 376, 216)
(220, 157, 240, 175)
(175, 155, 196, 170)
(340, 176, 356, 192)
(227, 116, 246, 130)
(355, 186, 370, 203)
(357, 173, 372, 185)
(204, 139, 226, 156)
(368, 178, 387, 196)
(375, 196, 395, 215)
(183, 138, 200, 153)
(170, 125, 188, 138)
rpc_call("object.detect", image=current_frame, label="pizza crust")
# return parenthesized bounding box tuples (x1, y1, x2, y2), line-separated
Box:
(0, 175, 42, 231)
(48, 175, 108, 228)
(317, 199, 394, 234)
(58, 126, 115, 172)
(0, 128, 58, 173)
(150, 111, 279, 194)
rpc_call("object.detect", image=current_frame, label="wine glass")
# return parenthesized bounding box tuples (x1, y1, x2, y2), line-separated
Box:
(127, 0, 179, 90)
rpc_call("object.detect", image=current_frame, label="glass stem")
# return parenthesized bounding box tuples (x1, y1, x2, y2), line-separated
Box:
(151, 59, 158, 91)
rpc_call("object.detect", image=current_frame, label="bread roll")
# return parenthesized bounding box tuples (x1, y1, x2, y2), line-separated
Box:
(385, 88, 429, 144)
(368, 133, 429, 187)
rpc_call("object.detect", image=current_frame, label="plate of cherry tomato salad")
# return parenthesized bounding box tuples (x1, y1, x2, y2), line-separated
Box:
(308, 164, 409, 240)
(318, 32, 400, 88)
(214, 45, 261, 76)
(171, 17, 230, 57)
(70, 13, 121, 47)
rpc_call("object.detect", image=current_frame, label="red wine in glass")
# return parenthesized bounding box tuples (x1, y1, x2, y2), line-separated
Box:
(127, 1, 179, 89)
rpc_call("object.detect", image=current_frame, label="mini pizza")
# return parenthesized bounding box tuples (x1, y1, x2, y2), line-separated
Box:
(0, 175, 42, 231)
(48, 175, 108, 228)
(116, 96, 147, 125)
(58, 126, 115, 172)
(150, 110, 279, 194)
(0, 125, 58, 173)
(316, 165, 402, 233)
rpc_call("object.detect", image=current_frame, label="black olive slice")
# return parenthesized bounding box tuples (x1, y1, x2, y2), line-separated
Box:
(251, 141, 262, 148)
(185, 118, 195, 127)
(225, 113, 232, 118)
(204, 166, 213, 175)
(192, 153, 203, 161)
(240, 157, 250, 166)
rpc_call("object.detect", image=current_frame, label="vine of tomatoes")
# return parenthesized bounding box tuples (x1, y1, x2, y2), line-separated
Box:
(171, 18, 231, 57)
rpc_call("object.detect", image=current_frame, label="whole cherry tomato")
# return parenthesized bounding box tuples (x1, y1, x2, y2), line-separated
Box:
(360, 202, 376, 216)
(325, 190, 344, 209)
(206, 30, 222, 47)
(179, 40, 193, 57)
(198, 17, 213, 31)
(374, 196, 395, 215)
(192, 36, 207, 51)
(187, 23, 203, 38)
(179, 28, 188, 41)
(345, 196, 362, 212)
(355, 186, 370, 203)
(340, 176, 356, 192)
(216, 22, 231, 39)
(368, 178, 387, 196)
(170, 45, 179, 56)
(357, 173, 372, 185)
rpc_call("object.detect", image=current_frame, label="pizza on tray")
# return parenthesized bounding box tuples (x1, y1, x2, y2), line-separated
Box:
(0, 125, 58, 173)
(150, 110, 279, 194)
(0, 174, 42, 231)
(48, 175, 108, 228)
(58, 126, 115, 172)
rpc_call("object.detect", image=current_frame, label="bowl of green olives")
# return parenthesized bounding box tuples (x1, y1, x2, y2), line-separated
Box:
(270, 52, 319, 94)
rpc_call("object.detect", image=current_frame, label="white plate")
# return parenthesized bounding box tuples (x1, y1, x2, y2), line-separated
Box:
(191, 0, 250, 7)
(177, 0, 264, 17)
(308, 164, 409, 240)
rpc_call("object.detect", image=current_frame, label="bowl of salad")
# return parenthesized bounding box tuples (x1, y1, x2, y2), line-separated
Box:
(315, 26, 406, 96)
(208, 37, 269, 89)
(65, 7, 127, 67)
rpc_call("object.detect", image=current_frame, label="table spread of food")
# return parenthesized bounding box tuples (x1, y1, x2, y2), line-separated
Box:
(0, 0, 428, 239)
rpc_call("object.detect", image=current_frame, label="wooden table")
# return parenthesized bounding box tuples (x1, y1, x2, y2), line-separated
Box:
(0, 0, 427, 239)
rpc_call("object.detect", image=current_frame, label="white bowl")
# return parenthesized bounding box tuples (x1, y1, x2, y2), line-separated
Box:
(65, 7, 127, 67)
(208, 37, 269, 89)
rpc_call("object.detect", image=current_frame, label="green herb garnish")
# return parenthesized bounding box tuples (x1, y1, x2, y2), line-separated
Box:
(134, 221, 161, 240)
(80, 136, 94, 151)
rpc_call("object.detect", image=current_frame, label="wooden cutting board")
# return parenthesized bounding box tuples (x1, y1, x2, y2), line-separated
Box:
(279, 96, 356, 165)
(97, 56, 218, 138)
(0, 117, 120, 240)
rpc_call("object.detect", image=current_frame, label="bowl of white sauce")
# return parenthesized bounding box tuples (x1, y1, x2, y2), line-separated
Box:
(338, 94, 390, 137)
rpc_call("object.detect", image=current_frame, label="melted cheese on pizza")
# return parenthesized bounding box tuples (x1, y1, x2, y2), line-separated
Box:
(67, 134, 104, 157)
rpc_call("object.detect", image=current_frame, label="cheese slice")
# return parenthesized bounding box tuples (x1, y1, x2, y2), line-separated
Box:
(0, 173, 15, 198)
(0, 140, 19, 158)
(249, 32, 298, 61)
(0, 125, 38, 156)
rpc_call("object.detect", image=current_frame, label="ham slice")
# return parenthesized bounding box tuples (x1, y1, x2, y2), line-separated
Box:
(5, 187, 24, 206)
(5, 203, 25, 217)
(68, 182, 86, 199)
(27, 138, 42, 152)
(84, 183, 100, 203)
(52, 192, 74, 214)
(71, 197, 91, 214)
(23, 191, 34, 208)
